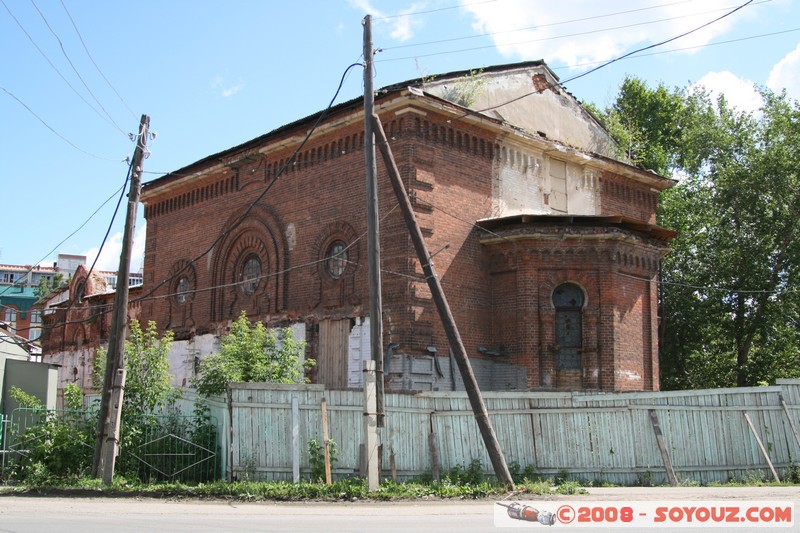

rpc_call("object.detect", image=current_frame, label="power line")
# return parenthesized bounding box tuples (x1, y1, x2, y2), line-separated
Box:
(376, 1, 764, 64)
(129, 0, 757, 313)
(558, 0, 756, 86)
(0, 182, 125, 299)
(30, 0, 127, 136)
(380, 0, 695, 51)
(0, 0, 129, 136)
(133, 61, 365, 307)
(0, 85, 121, 161)
(372, 0, 498, 20)
(30, 201, 402, 331)
(59, 0, 136, 120)
(419, 0, 756, 119)
(549, 26, 800, 72)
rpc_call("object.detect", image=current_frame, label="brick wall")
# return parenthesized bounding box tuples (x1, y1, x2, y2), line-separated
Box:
(138, 101, 670, 393)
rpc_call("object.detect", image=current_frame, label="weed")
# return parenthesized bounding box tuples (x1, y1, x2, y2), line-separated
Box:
(789, 463, 800, 483)
(553, 469, 570, 485)
(638, 470, 654, 487)
(308, 438, 339, 482)
(522, 479, 554, 495)
(556, 480, 586, 495)
(445, 458, 484, 485)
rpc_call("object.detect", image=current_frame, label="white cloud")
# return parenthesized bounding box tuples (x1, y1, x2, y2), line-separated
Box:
(347, 0, 424, 41)
(460, 0, 757, 69)
(690, 71, 763, 113)
(211, 76, 245, 98)
(84, 222, 146, 275)
(767, 42, 800, 101)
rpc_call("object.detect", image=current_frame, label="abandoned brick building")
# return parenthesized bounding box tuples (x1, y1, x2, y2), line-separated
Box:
(131, 61, 674, 393)
(40, 264, 142, 390)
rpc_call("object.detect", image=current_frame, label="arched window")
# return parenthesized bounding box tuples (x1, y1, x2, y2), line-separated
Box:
(74, 281, 86, 304)
(240, 255, 261, 294)
(553, 283, 584, 371)
(325, 241, 348, 279)
(175, 276, 191, 304)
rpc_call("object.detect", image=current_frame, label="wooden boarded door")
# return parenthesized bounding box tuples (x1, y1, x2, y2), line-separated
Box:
(317, 318, 350, 389)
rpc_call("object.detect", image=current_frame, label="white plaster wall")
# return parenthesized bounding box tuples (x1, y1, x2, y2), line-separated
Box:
(49, 346, 97, 391)
(493, 144, 600, 217)
(169, 324, 308, 388)
(425, 66, 617, 158)
(168, 333, 219, 388)
(347, 317, 370, 387)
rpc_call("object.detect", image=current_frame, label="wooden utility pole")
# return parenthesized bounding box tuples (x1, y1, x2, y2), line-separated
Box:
(92, 114, 150, 483)
(363, 15, 385, 427)
(371, 115, 515, 488)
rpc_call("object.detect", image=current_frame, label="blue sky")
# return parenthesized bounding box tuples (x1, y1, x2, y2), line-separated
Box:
(2, 0, 798, 273)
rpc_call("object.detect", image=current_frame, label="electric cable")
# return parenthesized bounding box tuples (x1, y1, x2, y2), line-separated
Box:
(376, 1, 765, 64)
(0, 85, 122, 161)
(0, 0, 129, 136)
(372, 0, 498, 20)
(29, 1, 768, 339)
(380, 0, 696, 51)
(0, 183, 126, 298)
(132, 61, 365, 307)
(30, 0, 128, 136)
(549, 26, 800, 72)
(59, 0, 136, 120)
(558, 0, 756, 86)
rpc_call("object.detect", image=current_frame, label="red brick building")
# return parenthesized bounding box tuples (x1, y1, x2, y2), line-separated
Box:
(139, 61, 674, 392)
(41, 265, 141, 390)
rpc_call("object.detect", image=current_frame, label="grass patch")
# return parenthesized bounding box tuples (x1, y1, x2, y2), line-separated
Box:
(0, 476, 521, 501)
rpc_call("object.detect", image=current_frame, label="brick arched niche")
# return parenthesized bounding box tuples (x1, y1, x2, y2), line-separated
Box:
(480, 218, 672, 392)
(167, 259, 197, 334)
(312, 221, 360, 309)
(538, 271, 601, 391)
(211, 204, 287, 321)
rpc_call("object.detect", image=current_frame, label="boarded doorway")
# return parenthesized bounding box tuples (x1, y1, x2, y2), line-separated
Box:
(317, 319, 350, 388)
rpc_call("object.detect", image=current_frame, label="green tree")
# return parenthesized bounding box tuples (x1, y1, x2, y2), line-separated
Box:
(95, 320, 178, 414)
(597, 79, 800, 388)
(194, 311, 313, 396)
(35, 272, 64, 298)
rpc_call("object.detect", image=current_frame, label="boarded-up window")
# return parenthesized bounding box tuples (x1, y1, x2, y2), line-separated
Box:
(549, 158, 567, 213)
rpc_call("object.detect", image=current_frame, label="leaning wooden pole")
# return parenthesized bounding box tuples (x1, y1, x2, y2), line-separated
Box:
(371, 114, 514, 488)
(92, 114, 149, 482)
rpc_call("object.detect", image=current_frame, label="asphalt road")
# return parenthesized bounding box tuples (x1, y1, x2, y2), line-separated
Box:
(0, 486, 798, 532)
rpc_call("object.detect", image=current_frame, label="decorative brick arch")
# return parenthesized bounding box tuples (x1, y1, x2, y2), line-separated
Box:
(167, 259, 197, 332)
(311, 221, 360, 309)
(211, 204, 287, 321)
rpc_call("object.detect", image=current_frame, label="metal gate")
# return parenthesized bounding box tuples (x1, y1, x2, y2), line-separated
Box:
(0, 408, 97, 480)
(116, 412, 220, 483)
(1, 408, 220, 483)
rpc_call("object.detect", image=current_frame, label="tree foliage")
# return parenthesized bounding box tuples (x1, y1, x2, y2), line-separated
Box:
(597, 78, 800, 388)
(35, 272, 64, 298)
(195, 311, 314, 397)
(94, 320, 178, 414)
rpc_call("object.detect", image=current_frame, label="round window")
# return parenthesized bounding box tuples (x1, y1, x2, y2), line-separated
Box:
(325, 241, 348, 279)
(241, 256, 261, 294)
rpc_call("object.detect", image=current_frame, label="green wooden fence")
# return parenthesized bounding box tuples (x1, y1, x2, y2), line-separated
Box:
(225, 379, 800, 485)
